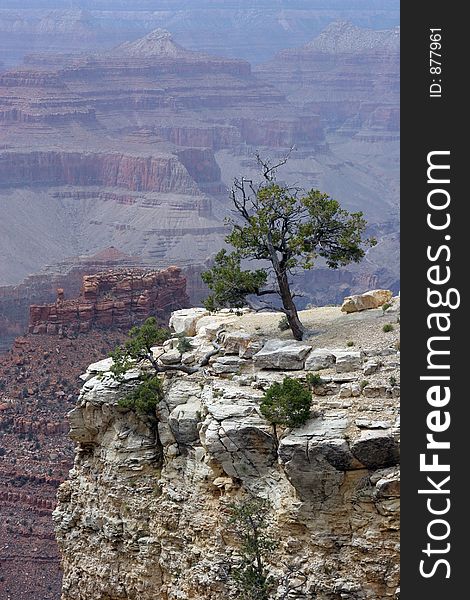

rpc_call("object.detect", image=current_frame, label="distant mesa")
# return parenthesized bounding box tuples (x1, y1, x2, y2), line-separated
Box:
(283, 21, 400, 55)
(111, 28, 207, 60)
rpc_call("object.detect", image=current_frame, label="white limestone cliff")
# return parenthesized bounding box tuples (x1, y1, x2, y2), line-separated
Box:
(54, 302, 400, 600)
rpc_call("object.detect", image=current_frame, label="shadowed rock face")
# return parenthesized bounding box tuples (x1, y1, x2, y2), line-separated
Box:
(54, 307, 400, 600)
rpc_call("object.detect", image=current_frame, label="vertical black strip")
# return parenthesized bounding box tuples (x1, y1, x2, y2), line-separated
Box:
(401, 2, 466, 597)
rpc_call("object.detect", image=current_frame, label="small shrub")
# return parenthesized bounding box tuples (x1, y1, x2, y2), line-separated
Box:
(176, 335, 193, 354)
(381, 302, 391, 312)
(382, 323, 394, 333)
(346, 340, 355, 347)
(110, 317, 171, 380)
(278, 315, 290, 331)
(226, 496, 275, 600)
(306, 372, 323, 388)
(118, 375, 163, 415)
(260, 377, 311, 431)
(389, 375, 397, 387)
(360, 380, 369, 391)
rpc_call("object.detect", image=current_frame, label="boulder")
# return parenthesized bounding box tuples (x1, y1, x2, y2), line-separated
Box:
(304, 348, 336, 371)
(222, 331, 253, 355)
(159, 349, 182, 365)
(350, 431, 400, 469)
(169, 308, 209, 336)
(239, 340, 264, 359)
(339, 383, 352, 398)
(212, 356, 246, 374)
(87, 357, 114, 374)
(195, 314, 239, 339)
(181, 352, 196, 365)
(363, 359, 380, 375)
(341, 289, 393, 313)
(278, 415, 360, 504)
(168, 401, 202, 445)
(334, 351, 362, 373)
(253, 339, 312, 370)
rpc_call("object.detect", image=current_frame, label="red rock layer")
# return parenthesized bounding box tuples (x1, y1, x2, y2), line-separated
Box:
(0, 248, 141, 342)
(0, 331, 128, 600)
(0, 151, 199, 194)
(29, 266, 189, 335)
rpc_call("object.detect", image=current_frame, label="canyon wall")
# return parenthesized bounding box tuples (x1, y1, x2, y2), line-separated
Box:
(54, 304, 400, 600)
(0, 29, 324, 289)
(255, 22, 399, 137)
(0, 2, 399, 67)
(0, 151, 199, 194)
(0, 330, 128, 600)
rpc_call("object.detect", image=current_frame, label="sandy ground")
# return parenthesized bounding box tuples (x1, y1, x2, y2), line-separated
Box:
(225, 302, 400, 353)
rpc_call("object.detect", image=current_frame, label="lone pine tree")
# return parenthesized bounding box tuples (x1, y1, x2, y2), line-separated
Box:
(202, 154, 375, 340)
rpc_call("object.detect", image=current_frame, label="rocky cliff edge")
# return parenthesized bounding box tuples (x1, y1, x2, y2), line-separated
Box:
(53, 298, 400, 600)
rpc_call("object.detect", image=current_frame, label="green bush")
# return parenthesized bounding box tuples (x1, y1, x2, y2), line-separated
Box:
(305, 372, 323, 388)
(118, 375, 163, 415)
(381, 302, 391, 312)
(110, 317, 170, 380)
(382, 323, 394, 333)
(260, 377, 311, 430)
(278, 315, 290, 331)
(227, 496, 275, 600)
(176, 335, 193, 354)
(346, 340, 355, 347)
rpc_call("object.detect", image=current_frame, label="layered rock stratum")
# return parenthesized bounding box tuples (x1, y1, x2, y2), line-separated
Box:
(255, 21, 400, 136)
(28, 266, 189, 336)
(1, 22, 399, 314)
(54, 301, 400, 600)
(0, 28, 322, 289)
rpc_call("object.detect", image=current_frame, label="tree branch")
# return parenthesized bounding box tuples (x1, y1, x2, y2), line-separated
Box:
(255, 147, 295, 182)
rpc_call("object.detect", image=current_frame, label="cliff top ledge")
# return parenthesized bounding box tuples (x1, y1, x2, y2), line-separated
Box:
(55, 291, 400, 599)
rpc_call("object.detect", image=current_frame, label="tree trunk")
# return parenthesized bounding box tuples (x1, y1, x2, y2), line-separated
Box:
(276, 270, 304, 341)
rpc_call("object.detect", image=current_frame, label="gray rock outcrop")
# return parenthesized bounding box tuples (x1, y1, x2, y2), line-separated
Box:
(54, 307, 400, 600)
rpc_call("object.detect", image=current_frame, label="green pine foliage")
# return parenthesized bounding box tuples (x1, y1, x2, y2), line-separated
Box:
(260, 377, 311, 429)
(202, 249, 267, 311)
(110, 317, 170, 380)
(201, 156, 375, 340)
(118, 374, 163, 415)
(227, 497, 276, 600)
(109, 317, 170, 416)
(176, 334, 193, 354)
